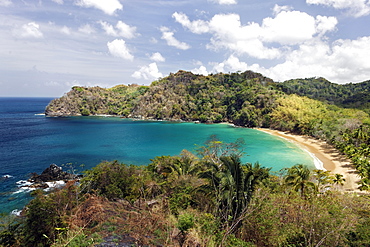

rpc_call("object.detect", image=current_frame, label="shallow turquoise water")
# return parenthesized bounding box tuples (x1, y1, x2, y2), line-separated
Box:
(0, 98, 314, 213)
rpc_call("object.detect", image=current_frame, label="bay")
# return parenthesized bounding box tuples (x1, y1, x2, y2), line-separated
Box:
(0, 98, 314, 214)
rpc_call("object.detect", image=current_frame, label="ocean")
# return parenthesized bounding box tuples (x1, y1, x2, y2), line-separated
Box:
(0, 97, 314, 214)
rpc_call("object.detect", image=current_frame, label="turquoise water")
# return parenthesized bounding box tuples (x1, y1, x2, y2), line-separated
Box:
(0, 98, 314, 214)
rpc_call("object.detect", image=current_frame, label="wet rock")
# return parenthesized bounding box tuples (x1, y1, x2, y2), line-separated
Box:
(29, 164, 81, 183)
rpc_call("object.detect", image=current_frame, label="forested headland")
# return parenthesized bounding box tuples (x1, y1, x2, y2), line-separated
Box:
(1, 70, 370, 246)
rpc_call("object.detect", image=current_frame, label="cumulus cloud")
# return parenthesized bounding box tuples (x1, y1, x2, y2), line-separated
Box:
(191, 65, 209, 75)
(273, 4, 293, 15)
(172, 12, 209, 34)
(0, 0, 12, 6)
(75, 0, 123, 15)
(174, 10, 337, 59)
(315, 15, 338, 35)
(150, 52, 165, 62)
(207, 14, 281, 59)
(160, 26, 190, 50)
(261, 11, 316, 45)
(78, 24, 95, 34)
(132, 63, 163, 80)
(107, 39, 133, 60)
(261, 37, 370, 83)
(212, 55, 261, 73)
(307, 0, 370, 17)
(99, 20, 137, 39)
(208, 0, 237, 5)
(14, 22, 43, 38)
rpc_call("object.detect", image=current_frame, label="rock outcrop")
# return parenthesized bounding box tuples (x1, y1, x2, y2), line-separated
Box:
(29, 164, 81, 183)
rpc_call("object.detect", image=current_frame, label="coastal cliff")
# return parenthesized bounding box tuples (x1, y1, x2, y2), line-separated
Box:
(45, 84, 148, 117)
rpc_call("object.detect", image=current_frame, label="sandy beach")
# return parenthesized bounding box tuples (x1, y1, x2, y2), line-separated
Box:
(257, 128, 361, 192)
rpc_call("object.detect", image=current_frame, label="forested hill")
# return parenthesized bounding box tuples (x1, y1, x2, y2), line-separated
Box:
(278, 77, 370, 112)
(45, 70, 280, 127)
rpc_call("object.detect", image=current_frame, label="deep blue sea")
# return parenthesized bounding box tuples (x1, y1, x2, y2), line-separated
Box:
(0, 98, 314, 214)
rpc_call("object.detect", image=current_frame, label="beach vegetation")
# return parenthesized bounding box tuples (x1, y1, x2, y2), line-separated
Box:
(2, 137, 370, 246)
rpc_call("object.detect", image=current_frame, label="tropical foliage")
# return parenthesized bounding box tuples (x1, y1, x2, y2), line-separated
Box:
(2, 139, 370, 246)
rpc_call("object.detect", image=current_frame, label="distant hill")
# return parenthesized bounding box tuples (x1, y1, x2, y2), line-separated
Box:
(45, 70, 370, 129)
(46, 70, 281, 127)
(277, 77, 370, 112)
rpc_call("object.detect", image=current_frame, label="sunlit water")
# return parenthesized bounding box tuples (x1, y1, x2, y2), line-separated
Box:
(0, 98, 314, 214)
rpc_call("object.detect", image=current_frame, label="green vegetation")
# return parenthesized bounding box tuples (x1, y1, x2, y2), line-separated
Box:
(1, 138, 369, 246)
(277, 77, 370, 113)
(45, 69, 370, 194)
(27, 69, 370, 245)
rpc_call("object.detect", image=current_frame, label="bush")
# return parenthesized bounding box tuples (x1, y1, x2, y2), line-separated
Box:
(80, 161, 145, 202)
(177, 213, 194, 233)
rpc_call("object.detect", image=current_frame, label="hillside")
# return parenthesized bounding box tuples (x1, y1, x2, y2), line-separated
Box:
(46, 70, 370, 123)
(278, 77, 370, 112)
(46, 70, 282, 127)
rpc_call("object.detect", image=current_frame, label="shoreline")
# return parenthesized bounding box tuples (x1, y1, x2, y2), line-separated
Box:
(257, 128, 360, 192)
(40, 114, 362, 191)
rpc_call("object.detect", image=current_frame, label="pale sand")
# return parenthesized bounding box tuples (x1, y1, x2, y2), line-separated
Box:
(257, 128, 361, 192)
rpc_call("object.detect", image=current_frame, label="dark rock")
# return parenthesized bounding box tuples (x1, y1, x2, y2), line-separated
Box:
(29, 164, 81, 183)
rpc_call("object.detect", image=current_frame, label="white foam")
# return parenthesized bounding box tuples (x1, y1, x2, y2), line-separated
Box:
(12, 186, 36, 194)
(16, 180, 32, 186)
(45, 180, 65, 188)
(302, 148, 325, 171)
(11, 209, 22, 216)
(2, 174, 13, 178)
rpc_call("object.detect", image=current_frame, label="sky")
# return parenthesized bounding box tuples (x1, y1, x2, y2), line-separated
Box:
(1, 0, 370, 97)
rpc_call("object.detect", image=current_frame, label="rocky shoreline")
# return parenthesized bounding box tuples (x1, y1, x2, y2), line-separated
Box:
(24, 164, 82, 189)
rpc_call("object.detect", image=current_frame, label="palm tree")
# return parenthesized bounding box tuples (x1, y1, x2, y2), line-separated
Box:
(332, 173, 346, 190)
(213, 156, 271, 238)
(313, 169, 332, 192)
(285, 164, 317, 198)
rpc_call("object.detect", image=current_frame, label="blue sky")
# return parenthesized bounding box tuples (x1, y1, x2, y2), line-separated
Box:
(1, 0, 370, 97)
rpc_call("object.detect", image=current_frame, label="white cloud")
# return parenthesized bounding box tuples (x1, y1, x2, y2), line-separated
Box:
(160, 26, 190, 50)
(107, 39, 133, 60)
(132, 63, 163, 80)
(209, 0, 237, 5)
(175, 10, 337, 59)
(263, 37, 370, 83)
(273, 4, 293, 15)
(150, 52, 165, 62)
(99, 21, 137, 39)
(262, 11, 316, 45)
(191, 65, 208, 75)
(15, 22, 43, 38)
(60, 26, 71, 35)
(307, 0, 370, 17)
(75, 0, 123, 15)
(78, 24, 95, 34)
(207, 14, 281, 59)
(0, 0, 12, 6)
(212, 55, 260, 73)
(315, 15, 338, 35)
(52, 0, 64, 4)
(172, 12, 209, 34)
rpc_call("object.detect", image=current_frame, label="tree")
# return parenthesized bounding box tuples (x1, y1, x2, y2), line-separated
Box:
(312, 169, 333, 192)
(285, 164, 317, 198)
(332, 173, 346, 190)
